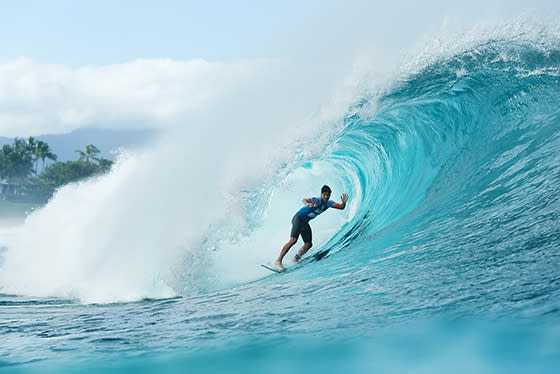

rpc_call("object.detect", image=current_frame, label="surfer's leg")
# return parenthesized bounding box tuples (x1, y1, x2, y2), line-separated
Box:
(274, 214, 309, 268)
(294, 223, 312, 260)
(296, 242, 313, 259)
(276, 237, 297, 268)
(275, 215, 301, 267)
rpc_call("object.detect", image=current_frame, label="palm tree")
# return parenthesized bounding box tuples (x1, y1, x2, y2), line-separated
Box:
(37, 141, 57, 173)
(25, 137, 40, 175)
(75, 144, 101, 163)
(11, 138, 34, 182)
(0, 139, 34, 196)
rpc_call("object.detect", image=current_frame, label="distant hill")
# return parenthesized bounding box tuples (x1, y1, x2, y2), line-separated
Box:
(0, 128, 156, 164)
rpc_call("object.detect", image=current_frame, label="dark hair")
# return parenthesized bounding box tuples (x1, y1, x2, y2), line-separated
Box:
(321, 185, 332, 194)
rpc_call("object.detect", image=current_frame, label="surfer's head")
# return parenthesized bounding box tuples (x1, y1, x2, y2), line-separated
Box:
(321, 185, 332, 201)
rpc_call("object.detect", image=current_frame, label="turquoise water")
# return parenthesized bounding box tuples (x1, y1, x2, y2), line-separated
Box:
(2, 30, 560, 372)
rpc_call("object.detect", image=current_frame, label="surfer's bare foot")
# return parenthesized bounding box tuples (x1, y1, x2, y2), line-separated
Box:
(291, 254, 302, 263)
(273, 260, 285, 271)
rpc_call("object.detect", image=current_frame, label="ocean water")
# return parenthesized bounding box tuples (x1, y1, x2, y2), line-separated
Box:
(1, 23, 560, 373)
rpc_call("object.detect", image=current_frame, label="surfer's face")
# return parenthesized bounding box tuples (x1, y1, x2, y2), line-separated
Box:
(321, 191, 331, 202)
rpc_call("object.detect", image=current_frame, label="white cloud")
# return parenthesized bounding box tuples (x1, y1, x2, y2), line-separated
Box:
(0, 57, 312, 137)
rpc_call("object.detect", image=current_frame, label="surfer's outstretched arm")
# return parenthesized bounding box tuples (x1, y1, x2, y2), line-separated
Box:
(332, 193, 349, 210)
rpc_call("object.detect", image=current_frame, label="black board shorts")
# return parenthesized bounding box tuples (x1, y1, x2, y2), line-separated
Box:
(290, 214, 312, 243)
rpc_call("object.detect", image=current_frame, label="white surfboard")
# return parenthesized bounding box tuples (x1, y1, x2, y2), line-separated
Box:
(261, 263, 285, 273)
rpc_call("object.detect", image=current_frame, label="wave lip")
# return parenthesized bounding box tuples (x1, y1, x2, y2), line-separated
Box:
(319, 30, 560, 277)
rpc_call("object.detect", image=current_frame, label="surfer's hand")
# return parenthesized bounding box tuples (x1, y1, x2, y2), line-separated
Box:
(303, 199, 314, 208)
(341, 193, 349, 204)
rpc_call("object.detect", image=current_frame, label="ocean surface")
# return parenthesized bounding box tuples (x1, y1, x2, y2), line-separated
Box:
(1, 24, 560, 373)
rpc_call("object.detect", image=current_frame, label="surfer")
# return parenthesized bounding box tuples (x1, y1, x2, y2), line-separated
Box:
(273, 185, 349, 271)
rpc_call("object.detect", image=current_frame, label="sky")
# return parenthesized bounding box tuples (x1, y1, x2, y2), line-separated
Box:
(1, 0, 558, 66)
(0, 0, 559, 137)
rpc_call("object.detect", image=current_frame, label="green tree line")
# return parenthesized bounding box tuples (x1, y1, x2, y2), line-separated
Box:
(0, 137, 114, 202)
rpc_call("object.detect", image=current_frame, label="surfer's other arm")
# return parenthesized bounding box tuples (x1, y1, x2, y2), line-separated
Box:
(332, 193, 349, 210)
(302, 198, 315, 208)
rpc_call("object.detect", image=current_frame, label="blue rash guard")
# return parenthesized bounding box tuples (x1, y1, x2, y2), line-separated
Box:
(296, 197, 336, 222)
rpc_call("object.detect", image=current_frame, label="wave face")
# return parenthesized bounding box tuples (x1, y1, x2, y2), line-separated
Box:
(308, 36, 560, 317)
